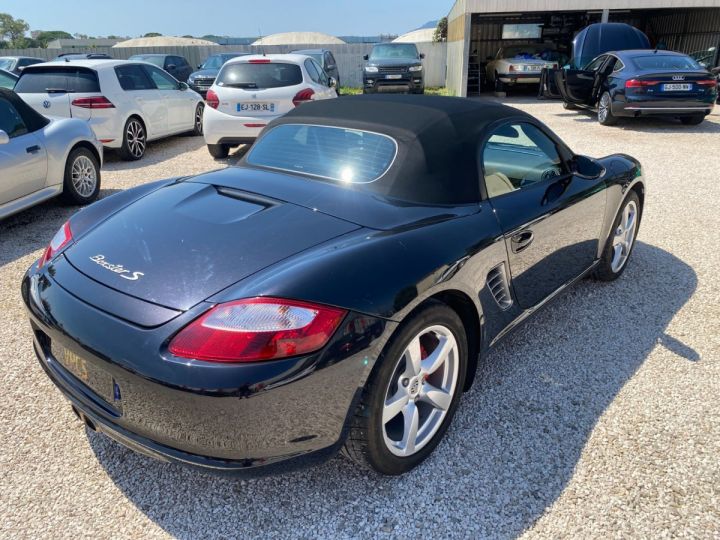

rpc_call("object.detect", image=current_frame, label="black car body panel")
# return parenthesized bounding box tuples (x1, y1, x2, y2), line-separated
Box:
(363, 43, 425, 94)
(128, 54, 193, 82)
(22, 96, 645, 475)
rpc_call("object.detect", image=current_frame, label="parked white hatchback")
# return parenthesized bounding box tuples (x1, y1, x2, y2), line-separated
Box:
(203, 54, 338, 159)
(15, 59, 204, 161)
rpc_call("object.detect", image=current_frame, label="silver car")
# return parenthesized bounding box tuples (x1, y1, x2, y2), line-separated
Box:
(0, 89, 102, 220)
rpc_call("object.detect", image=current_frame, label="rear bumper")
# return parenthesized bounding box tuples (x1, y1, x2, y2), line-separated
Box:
(498, 73, 541, 84)
(202, 105, 274, 145)
(22, 263, 387, 475)
(612, 94, 715, 117)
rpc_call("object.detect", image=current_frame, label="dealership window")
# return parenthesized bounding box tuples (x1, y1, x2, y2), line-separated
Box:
(502, 24, 542, 40)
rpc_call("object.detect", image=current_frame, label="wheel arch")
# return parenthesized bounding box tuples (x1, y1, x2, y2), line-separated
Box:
(68, 140, 102, 167)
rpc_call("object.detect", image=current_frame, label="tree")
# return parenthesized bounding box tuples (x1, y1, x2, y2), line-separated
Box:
(34, 30, 73, 48)
(0, 12, 30, 47)
(433, 17, 448, 43)
(143, 32, 162, 38)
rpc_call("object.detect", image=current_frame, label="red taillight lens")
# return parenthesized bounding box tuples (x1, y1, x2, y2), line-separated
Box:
(697, 79, 718, 87)
(168, 298, 346, 363)
(206, 89, 219, 109)
(292, 88, 315, 107)
(71, 96, 115, 109)
(249, 59, 271, 64)
(38, 221, 73, 269)
(625, 79, 659, 88)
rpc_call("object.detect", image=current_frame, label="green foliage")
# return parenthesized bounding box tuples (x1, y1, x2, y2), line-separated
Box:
(433, 17, 448, 43)
(143, 32, 162, 38)
(0, 12, 30, 48)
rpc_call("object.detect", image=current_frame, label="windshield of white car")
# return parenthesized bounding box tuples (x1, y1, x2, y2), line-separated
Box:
(216, 62, 303, 89)
(0, 59, 13, 71)
(631, 55, 702, 70)
(369, 44, 419, 60)
(247, 124, 397, 184)
(503, 45, 556, 60)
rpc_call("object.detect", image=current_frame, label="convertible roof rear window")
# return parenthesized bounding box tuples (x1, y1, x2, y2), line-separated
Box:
(247, 124, 397, 184)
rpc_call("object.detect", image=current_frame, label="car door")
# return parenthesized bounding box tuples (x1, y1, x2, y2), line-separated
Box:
(555, 55, 607, 105)
(481, 121, 606, 309)
(142, 65, 193, 135)
(0, 96, 47, 204)
(116, 63, 168, 139)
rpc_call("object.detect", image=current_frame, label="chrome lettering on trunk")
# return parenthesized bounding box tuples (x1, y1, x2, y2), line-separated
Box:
(89, 254, 144, 281)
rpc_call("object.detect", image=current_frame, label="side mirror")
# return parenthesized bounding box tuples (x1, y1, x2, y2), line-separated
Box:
(167, 64, 176, 70)
(326, 64, 335, 70)
(0, 130, 9, 145)
(572, 155, 604, 179)
(178, 82, 189, 91)
(419, 53, 425, 59)
(197, 64, 202, 69)
(363, 54, 369, 61)
(328, 76, 337, 88)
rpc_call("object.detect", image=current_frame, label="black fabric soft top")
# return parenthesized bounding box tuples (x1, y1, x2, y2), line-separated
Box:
(0, 88, 50, 133)
(260, 94, 533, 205)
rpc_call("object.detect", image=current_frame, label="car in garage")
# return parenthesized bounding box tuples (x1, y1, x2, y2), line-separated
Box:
(362, 43, 425, 94)
(203, 54, 337, 158)
(555, 49, 718, 125)
(128, 53, 193, 82)
(0, 69, 17, 89)
(0, 88, 102, 219)
(188, 53, 249, 97)
(22, 95, 645, 477)
(291, 48, 341, 89)
(486, 43, 563, 93)
(0, 55, 44, 75)
(15, 59, 204, 160)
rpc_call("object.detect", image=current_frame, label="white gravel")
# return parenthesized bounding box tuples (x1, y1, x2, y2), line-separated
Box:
(1, 101, 719, 539)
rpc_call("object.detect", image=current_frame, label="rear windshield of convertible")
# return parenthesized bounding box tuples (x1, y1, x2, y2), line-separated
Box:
(246, 124, 397, 183)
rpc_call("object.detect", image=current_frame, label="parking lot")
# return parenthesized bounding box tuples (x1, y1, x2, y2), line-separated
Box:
(1, 99, 719, 539)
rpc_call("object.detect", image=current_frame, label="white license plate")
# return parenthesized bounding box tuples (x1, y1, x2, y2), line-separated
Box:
(385, 74, 402, 80)
(237, 102, 276, 112)
(663, 83, 692, 91)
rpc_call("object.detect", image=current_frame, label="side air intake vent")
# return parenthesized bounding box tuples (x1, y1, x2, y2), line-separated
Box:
(486, 263, 513, 310)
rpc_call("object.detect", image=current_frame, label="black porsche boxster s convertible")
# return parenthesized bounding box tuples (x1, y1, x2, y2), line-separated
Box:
(23, 95, 645, 476)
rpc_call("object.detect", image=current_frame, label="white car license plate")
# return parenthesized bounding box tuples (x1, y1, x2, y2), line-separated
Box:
(237, 102, 276, 112)
(385, 74, 402, 80)
(662, 83, 692, 91)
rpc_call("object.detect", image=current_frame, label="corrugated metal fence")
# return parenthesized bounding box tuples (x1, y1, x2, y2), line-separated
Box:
(0, 42, 448, 87)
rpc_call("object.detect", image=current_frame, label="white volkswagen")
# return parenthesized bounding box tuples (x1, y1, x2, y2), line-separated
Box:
(15, 59, 204, 161)
(203, 54, 338, 159)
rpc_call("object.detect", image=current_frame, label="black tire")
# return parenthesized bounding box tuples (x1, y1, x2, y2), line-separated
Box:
(117, 116, 146, 161)
(192, 102, 205, 136)
(562, 101, 577, 110)
(60, 147, 101, 205)
(594, 191, 641, 281)
(597, 91, 618, 126)
(342, 301, 468, 475)
(680, 114, 704, 125)
(207, 143, 229, 159)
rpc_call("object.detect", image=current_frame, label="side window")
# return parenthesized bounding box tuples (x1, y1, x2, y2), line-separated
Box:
(584, 55, 606, 72)
(304, 59, 321, 83)
(0, 99, 28, 138)
(178, 56, 189, 67)
(115, 64, 154, 91)
(311, 59, 328, 85)
(325, 52, 334, 67)
(482, 123, 565, 199)
(0, 71, 16, 88)
(143, 65, 178, 90)
(612, 58, 625, 72)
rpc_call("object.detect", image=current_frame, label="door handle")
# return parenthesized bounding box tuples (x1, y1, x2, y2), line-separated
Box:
(26, 145, 41, 154)
(511, 230, 534, 253)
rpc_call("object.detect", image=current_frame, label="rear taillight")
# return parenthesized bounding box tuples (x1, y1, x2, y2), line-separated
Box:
(38, 221, 73, 269)
(292, 88, 315, 107)
(168, 298, 346, 363)
(71, 96, 115, 109)
(625, 79, 659, 88)
(249, 59, 271, 64)
(697, 79, 718, 87)
(206, 89, 219, 109)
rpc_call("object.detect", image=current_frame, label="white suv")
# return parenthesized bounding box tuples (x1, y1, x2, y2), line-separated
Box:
(203, 54, 337, 159)
(15, 59, 204, 161)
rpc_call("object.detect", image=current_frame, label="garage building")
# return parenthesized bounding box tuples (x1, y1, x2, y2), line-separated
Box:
(446, 0, 720, 97)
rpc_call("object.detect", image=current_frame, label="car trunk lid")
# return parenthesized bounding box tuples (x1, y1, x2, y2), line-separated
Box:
(64, 181, 360, 311)
(629, 72, 716, 97)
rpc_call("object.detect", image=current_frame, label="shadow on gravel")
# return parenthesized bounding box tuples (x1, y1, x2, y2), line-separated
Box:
(0, 189, 122, 269)
(103, 135, 207, 171)
(86, 241, 697, 539)
(553, 109, 720, 133)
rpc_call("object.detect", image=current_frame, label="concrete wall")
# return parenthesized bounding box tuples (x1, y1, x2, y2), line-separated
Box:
(0, 42, 448, 88)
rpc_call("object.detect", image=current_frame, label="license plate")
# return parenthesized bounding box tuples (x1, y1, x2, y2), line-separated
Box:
(385, 74, 402, 80)
(237, 102, 275, 112)
(663, 83, 692, 91)
(53, 344, 116, 404)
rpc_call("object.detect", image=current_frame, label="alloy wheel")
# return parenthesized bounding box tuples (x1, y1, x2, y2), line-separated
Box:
(195, 103, 204, 134)
(598, 94, 610, 123)
(610, 200, 638, 272)
(126, 120, 146, 158)
(70, 155, 97, 197)
(382, 325, 459, 457)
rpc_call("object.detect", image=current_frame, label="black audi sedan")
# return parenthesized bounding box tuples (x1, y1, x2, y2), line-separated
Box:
(23, 95, 645, 476)
(555, 49, 717, 125)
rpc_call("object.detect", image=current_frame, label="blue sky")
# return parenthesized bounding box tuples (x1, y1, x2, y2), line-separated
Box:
(2, 0, 454, 37)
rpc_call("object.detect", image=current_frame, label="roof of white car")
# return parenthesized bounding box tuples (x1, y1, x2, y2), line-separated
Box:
(30, 59, 152, 70)
(224, 53, 313, 66)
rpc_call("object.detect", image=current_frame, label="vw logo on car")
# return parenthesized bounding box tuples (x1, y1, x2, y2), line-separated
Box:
(42, 100, 51, 109)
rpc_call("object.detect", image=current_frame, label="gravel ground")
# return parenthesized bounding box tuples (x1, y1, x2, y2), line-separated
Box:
(1, 100, 719, 539)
